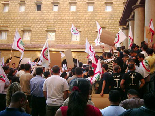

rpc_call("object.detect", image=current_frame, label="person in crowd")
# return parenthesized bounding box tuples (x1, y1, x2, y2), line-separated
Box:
(55, 78, 102, 116)
(104, 52, 114, 74)
(7, 68, 19, 83)
(120, 89, 144, 110)
(112, 65, 122, 89)
(145, 48, 155, 92)
(129, 50, 139, 66)
(6, 82, 21, 107)
(120, 64, 145, 95)
(0, 91, 30, 116)
(119, 92, 155, 116)
(0, 66, 10, 111)
(100, 90, 126, 116)
(123, 49, 129, 56)
(140, 44, 148, 58)
(83, 66, 89, 78)
(16, 64, 25, 78)
(43, 65, 69, 116)
(60, 72, 68, 80)
(62, 78, 94, 107)
(98, 64, 114, 96)
(68, 67, 83, 85)
(43, 71, 50, 79)
(30, 68, 46, 116)
(67, 68, 76, 84)
(122, 54, 129, 73)
(19, 64, 33, 108)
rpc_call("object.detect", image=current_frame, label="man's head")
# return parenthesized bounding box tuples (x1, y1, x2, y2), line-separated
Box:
(79, 62, 83, 68)
(127, 89, 139, 99)
(10, 91, 27, 108)
(52, 65, 60, 74)
(113, 65, 121, 73)
(36, 68, 43, 75)
(128, 64, 135, 71)
(43, 71, 50, 78)
(24, 64, 31, 72)
(137, 53, 144, 62)
(144, 92, 155, 110)
(147, 48, 153, 56)
(130, 50, 137, 57)
(141, 44, 148, 51)
(106, 52, 112, 59)
(19, 64, 25, 70)
(109, 90, 121, 103)
(75, 67, 83, 77)
(102, 64, 108, 72)
(2, 66, 10, 74)
(88, 70, 94, 77)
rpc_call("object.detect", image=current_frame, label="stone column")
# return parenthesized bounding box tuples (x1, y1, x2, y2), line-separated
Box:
(145, 0, 155, 43)
(122, 27, 128, 49)
(127, 18, 134, 49)
(133, 4, 145, 46)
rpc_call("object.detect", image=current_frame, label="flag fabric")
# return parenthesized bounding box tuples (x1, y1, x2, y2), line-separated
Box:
(0, 66, 6, 83)
(128, 26, 133, 48)
(0, 57, 4, 67)
(60, 52, 65, 58)
(71, 24, 79, 35)
(90, 59, 102, 84)
(85, 38, 90, 53)
(12, 30, 24, 53)
(149, 19, 154, 41)
(95, 21, 102, 46)
(40, 40, 50, 68)
(114, 29, 126, 47)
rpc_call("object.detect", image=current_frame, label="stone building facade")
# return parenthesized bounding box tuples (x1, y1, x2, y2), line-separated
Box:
(0, 0, 126, 63)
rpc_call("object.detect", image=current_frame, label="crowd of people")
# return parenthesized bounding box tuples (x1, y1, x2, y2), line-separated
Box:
(0, 41, 155, 116)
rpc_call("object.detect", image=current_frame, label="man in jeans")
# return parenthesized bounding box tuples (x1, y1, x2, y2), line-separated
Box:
(43, 65, 69, 116)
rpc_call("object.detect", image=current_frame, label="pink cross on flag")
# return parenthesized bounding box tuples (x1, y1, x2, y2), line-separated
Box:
(149, 19, 154, 40)
(71, 24, 79, 35)
(12, 30, 24, 53)
(40, 40, 50, 68)
(128, 26, 133, 48)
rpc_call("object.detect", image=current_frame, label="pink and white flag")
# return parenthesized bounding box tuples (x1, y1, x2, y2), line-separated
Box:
(12, 30, 24, 53)
(95, 21, 102, 46)
(71, 24, 79, 35)
(128, 26, 133, 48)
(114, 29, 126, 46)
(149, 19, 154, 41)
(40, 40, 50, 68)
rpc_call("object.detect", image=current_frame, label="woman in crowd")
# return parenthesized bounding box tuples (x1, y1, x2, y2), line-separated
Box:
(55, 78, 102, 116)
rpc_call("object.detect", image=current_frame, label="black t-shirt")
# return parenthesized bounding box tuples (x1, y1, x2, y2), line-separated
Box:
(122, 71, 143, 91)
(98, 72, 114, 94)
(112, 73, 123, 89)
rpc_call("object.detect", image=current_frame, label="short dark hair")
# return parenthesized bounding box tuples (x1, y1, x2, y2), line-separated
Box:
(114, 65, 120, 72)
(109, 90, 121, 102)
(88, 70, 94, 76)
(75, 67, 83, 75)
(19, 64, 25, 70)
(138, 53, 144, 59)
(127, 89, 139, 96)
(142, 44, 148, 51)
(11, 91, 26, 103)
(107, 52, 112, 58)
(36, 68, 43, 75)
(147, 48, 153, 55)
(44, 71, 50, 78)
(52, 65, 60, 74)
(128, 64, 135, 70)
(60, 72, 67, 78)
(131, 43, 136, 50)
(2, 66, 9, 72)
(71, 68, 75, 75)
(144, 92, 155, 110)
(79, 62, 83, 68)
(24, 64, 31, 71)
(123, 49, 129, 55)
(130, 49, 136, 54)
(102, 64, 108, 71)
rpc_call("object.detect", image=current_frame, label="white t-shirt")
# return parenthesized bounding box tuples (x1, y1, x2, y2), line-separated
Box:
(43, 75, 69, 106)
(16, 70, 25, 78)
(100, 106, 126, 116)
